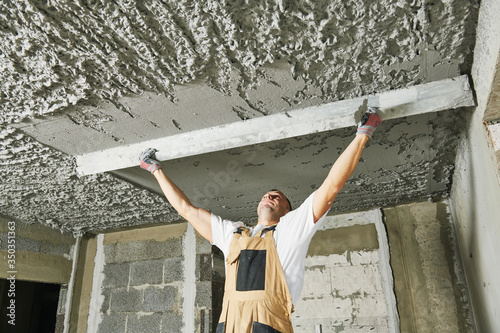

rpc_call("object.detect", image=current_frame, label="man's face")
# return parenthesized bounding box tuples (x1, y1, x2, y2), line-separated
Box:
(257, 190, 290, 217)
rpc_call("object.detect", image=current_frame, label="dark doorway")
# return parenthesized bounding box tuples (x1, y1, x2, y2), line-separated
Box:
(0, 279, 61, 333)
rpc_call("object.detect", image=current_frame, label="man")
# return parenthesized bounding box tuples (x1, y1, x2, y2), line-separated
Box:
(139, 109, 382, 333)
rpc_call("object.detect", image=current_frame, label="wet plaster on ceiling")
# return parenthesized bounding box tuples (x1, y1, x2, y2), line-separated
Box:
(0, 0, 479, 233)
(111, 108, 470, 224)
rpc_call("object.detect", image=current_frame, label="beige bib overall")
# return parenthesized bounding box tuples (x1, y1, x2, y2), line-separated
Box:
(216, 226, 294, 333)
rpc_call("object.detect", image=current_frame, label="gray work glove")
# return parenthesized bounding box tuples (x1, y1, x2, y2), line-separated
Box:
(357, 107, 382, 139)
(139, 148, 162, 173)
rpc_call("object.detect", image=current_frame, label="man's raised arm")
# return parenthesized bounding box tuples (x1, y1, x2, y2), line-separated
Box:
(312, 109, 382, 222)
(139, 149, 213, 242)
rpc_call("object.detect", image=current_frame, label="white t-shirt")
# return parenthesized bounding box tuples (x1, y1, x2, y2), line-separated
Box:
(211, 192, 327, 305)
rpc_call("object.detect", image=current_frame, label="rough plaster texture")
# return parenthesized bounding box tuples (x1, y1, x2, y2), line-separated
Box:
(450, 0, 500, 331)
(0, 0, 480, 234)
(114, 109, 470, 225)
(0, 0, 478, 124)
(1, 105, 470, 232)
(0, 127, 178, 234)
(385, 201, 474, 332)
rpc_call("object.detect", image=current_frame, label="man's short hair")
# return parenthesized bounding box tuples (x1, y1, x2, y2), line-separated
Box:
(270, 189, 292, 211)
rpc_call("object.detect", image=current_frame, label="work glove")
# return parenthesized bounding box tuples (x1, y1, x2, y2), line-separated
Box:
(357, 107, 382, 139)
(139, 148, 162, 173)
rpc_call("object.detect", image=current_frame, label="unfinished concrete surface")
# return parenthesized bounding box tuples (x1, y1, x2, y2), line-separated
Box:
(1, 0, 480, 232)
(1, 0, 500, 332)
(81, 223, 213, 333)
(384, 202, 473, 332)
(0, 215, 75, 333)
(57, 205, 472, 333)
(0, 214, 75, 283)
(449, 0, 500, 331)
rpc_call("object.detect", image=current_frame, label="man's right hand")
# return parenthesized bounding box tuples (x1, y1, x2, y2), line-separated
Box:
(139, 148, 162, 173)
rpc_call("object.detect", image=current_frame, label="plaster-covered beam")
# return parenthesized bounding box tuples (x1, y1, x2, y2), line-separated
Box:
(76, 75, 474, 176)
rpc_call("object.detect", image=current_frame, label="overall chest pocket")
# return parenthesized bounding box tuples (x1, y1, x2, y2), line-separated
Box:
(236, 249, 267, 291)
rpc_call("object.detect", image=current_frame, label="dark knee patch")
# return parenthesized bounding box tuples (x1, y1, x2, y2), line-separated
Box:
(252, 321, 282, 332)
(216, 322, 225, 333)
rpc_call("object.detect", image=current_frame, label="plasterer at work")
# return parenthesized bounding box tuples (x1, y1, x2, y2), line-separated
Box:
(139, 109, 382, 333)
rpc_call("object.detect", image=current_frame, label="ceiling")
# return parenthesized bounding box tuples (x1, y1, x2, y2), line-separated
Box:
(0, 0, 481, 234)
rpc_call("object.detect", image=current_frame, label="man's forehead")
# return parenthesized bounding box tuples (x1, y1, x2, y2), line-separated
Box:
(264, 190, 285, 197)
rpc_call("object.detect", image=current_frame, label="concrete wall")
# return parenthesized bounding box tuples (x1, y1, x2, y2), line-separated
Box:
(449, 0, 500, 331)
(86, 222, 213, 333)
(293, 210, 393, 332)
(293, 202, 473, 333)
(64, 200, 474, 332)
(0, 214, 75, 333)
(385, 202, 474, 332)
(0, 215, 75, 283)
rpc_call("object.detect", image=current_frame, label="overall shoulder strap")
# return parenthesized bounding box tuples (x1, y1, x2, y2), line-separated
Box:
(234, 227, 250, 237)
(262, 224, 277, 238)
(226, 227, 252, 265)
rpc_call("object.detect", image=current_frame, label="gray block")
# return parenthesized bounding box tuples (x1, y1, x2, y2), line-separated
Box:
(0, 233, 7, 250)
(113, 239, 183, 263)
(54, 314, 64, 333)
(130, 259, 163, 286)
(197, 308, 212, 333)
(104, 243, 117, 263)
(100, 288, 112, 313)
(196, 234, 212, 254)
(110, 287, 142, 312)
(161, 311, 183, 333)
(98, 313, 127, 333)
(16, 237, 42, 252)
(197, 254, 212, 282)
(102, 262, 130, 288)
(195, 281, 212, 308)
(56, 288, 67, 315)
(40, 241, 72, 257)
(127, 313, 162, 333)
(143, 286, 178, 312)
(164, 257, 184, 283)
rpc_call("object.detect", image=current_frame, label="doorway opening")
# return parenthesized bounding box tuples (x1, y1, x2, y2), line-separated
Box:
(0, 278, 61, 333)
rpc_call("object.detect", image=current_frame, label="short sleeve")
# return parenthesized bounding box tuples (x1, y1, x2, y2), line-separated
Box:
(274, 191, 328, 304)
(275, 191, 327, 245)
(211, 213, 245, 258)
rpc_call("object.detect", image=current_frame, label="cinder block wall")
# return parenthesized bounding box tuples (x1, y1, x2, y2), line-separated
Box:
(73, 200, 474, 332)
(293, 210, 391, 332)
(292, 201, 475, 333)
(0, 215, 75, 282)
(94, 222, 213, 333)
